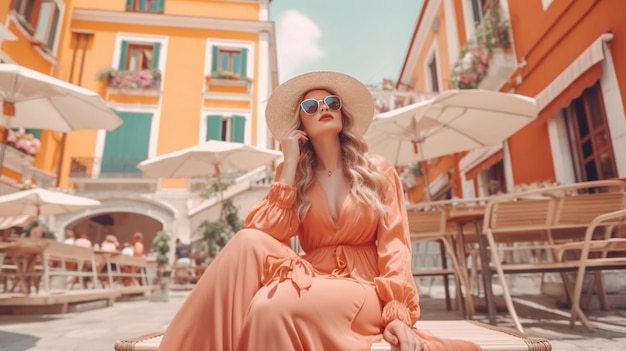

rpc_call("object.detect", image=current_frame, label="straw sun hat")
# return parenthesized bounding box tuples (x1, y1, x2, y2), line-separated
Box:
(265, 71, 375, 139)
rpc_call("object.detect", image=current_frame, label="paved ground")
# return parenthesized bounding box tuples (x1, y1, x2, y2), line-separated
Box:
(0, 283, 625, 351)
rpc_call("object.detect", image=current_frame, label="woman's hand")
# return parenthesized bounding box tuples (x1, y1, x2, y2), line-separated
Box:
(277, 129, 308, 186)
(280, 129, 308, 165)
(383, 319, 424, 351)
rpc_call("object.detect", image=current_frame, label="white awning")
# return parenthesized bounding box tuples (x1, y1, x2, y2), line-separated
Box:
(535, 33, 613, 112)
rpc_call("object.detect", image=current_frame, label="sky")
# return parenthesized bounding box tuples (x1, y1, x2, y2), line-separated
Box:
(269, 0, 424, 87)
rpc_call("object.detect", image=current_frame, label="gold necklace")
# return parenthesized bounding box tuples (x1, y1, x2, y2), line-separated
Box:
(319, 167, 339, 177)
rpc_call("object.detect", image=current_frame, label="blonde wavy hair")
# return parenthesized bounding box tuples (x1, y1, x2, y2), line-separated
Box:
(287, 91, 389, 222)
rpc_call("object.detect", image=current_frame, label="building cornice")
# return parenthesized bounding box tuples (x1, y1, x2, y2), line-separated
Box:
(72, 9, 275, 34)
(397, 0, 441, 89)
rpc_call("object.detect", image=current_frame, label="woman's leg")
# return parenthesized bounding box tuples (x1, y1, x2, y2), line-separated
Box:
(159, 229, 292, 351)
(237, 277, 382, 351)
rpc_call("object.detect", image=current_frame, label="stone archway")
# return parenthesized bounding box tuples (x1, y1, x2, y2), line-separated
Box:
(68, 212, 163, 250)
(53, 197, 178, 251)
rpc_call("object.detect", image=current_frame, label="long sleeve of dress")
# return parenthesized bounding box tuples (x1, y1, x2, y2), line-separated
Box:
(373, 159, 420, 327)
(243, 164, 300, 243)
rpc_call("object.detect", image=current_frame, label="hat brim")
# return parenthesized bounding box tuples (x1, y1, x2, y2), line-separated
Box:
(265, 71, 375, 139)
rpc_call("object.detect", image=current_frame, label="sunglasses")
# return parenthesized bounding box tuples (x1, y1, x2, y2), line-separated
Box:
(300, 95, 342, 115)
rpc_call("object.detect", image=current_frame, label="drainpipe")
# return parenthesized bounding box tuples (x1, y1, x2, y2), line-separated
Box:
(55, 30, 93, 187)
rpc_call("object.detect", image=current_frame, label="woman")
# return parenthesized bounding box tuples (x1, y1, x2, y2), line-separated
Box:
(159, 71, 479, 351)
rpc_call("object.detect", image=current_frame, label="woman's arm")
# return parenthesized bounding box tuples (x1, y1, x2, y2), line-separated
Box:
(243, 163, 300, 242)
(373, 159, 421, 327)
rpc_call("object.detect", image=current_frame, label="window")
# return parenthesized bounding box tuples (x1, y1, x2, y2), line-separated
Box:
(11, 0, 61, 52)
(206, 115, 245, 143)
(118, 41, 161, 71)
(101, 111, 152, 174)
(565, 82, 617, 181)
(427, 55, 439, 92)
(126, 0, 164, 13)
(469, 0, 496, 26)
(211, 46, 248, 80)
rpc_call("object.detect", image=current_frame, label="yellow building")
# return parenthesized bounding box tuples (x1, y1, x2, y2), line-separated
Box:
(1, 0, 278, 250)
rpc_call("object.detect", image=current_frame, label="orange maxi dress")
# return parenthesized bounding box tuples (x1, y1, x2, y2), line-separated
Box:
(159, 158, 480, 351)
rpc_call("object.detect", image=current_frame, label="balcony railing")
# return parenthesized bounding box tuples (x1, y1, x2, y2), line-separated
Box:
(97, 68, 162, 94)
(449, 5, 513, 90)
(70, 157, 159, 191)
(70, 157, 147, 178)
(205, 71, 252, 95)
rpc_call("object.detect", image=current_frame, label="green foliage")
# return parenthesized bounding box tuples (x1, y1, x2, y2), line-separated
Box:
(449, 6, 511, 89)
(199, 176, 233, 199)
(151, 230, 171, 265)
(195, 198, 242, 258)
(407, 162, 422, 176)
(21, 219, 56, 240)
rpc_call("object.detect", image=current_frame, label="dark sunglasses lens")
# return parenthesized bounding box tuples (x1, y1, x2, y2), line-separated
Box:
(301, 100, 319, 114)
(325, 96, 341, 110)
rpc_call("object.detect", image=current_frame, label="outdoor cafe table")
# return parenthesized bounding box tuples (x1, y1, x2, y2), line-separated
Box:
(409, 198, 496, 324)
(445, 205, 497, 324)
(0, 238, 48, 294)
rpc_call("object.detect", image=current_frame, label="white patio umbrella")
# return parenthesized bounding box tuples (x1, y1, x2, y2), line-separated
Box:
(0, 187, 101, 217)
(365, 89, 537, 200)
(138, 140, 282, 216)
(0, 63, 123, 173)
(137, 139, 283, 179)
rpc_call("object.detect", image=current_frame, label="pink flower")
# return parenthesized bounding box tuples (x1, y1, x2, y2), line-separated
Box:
(7, 130, 16, 143)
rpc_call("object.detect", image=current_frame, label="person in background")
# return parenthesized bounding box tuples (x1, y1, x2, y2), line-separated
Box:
(100, 234, 120, 252)
(74, 233, 93, 248)
(121, 242, 134, 256)
(132, 232, 145, 257)
(174, 238, 192, 285)
(29, 226, 44, 239)
(63, 229, 75, 245)
(174, 238, 191, 266)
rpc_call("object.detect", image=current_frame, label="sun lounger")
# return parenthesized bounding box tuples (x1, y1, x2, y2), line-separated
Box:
(114, 320, 551, 351)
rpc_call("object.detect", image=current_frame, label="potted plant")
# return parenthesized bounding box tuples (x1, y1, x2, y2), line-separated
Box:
(21, 219, 56, 239)
(5, 129, 41, 156)
(96, 67, 162, 89)
(449, 7, 511, 89)
(150, 230, 171, 302)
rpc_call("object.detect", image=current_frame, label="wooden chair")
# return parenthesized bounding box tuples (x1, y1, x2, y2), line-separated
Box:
(482, 180, 626, 331)
(555, 208, 626, 329)
(407, 209, 474, 317)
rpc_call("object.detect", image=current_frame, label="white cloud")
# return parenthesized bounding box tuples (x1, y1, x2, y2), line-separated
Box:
(276, 10, 324, 82)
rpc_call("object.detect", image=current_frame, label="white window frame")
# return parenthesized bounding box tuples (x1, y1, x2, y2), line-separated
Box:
(10, 0, 65, 56)
(200, 110, 251, 144)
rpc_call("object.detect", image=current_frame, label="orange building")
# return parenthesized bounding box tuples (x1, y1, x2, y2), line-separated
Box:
(1, 0, 278, 250)
(397, 0, 625, 202)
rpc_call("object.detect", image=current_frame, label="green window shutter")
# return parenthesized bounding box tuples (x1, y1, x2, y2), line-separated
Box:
(211, 46, 219, 74)
(154, 0, 165, 12)
(206, 115, 223, 141)
(102, 111, 152, 174)
(118, 41, 129, 70)
(139, 0, 147, 11)
(231, 115, 245, 143)
(240, 48, 248, 79)
(25, 129, 41, 140)
(152, 42, 161, 69)
(126, 0, 134, 10)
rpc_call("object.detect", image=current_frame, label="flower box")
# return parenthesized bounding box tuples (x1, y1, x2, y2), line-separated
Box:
(97, 67, 162, 90)
(1, 128, 41, 156)
(449, 6, 512, 90)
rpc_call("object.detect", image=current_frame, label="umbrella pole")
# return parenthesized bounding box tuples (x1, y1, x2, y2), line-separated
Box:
(0, 102, 16, 177)
(0, 127, 8, 176)
(414, 141, 431, 202)
(214, 165, 225, 221)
